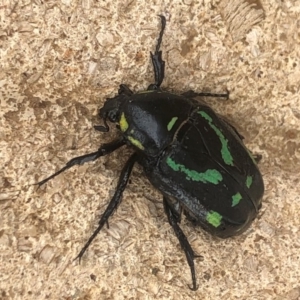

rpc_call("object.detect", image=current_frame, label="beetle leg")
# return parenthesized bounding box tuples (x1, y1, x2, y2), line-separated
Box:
(36, 138, 125, 186)
(163, 196, 182, 223)
(148, 15, 166, 90)
(74, 152, 138, 261)
(163, 196, 198, 291)
(182, 89, 229, 100)
(118, 84, 134, 96)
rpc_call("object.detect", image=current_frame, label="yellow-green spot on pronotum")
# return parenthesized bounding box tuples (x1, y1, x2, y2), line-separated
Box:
(246, 176, 253, 188)
(232, 193, 242, 207)
(120, 112, 129, 132)
(206, 211, 222, 227)
(167, 117, 178, 131)
(166, 157, 222, 184)
(198, 111, 234, 166)
(128, 136, 144, 150)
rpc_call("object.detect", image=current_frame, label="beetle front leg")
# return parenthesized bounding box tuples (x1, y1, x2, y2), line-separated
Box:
(74, 152, 138, 261)
(36, 138, 125, 186)
(163, 196, 199, 291)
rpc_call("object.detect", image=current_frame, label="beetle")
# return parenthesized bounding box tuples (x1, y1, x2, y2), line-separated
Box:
(37, 16, 264, 290)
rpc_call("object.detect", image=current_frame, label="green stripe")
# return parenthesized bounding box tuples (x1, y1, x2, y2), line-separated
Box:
(198, 111, 234, 166)
(166, 157, 222, 184)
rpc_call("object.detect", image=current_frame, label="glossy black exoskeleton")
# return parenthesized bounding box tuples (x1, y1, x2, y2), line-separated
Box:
(37, 16, 264, 290)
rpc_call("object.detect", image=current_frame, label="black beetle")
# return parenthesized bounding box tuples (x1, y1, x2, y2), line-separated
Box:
(37, 16, 264, 290)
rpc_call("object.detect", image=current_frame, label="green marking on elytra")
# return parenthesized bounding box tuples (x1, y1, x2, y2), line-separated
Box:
(232, 192, 242, 207)
(166, 157, 223, 184)
(167, 117, 178, 131)
(198, 111, 234, 166)
(206, 211, 222, 227)
(246, 176, 253, 188)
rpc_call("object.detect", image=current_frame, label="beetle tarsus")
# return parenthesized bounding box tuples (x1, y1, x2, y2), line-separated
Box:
(163, 196, 199, 291)
(155, 15, 166, 54)
(36, 138, 125, 186)
(148, 15, 166, 90)
(74, 153, 137, 261)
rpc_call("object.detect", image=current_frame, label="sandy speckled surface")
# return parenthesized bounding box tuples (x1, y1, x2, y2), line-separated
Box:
(1, 0, 300, 299)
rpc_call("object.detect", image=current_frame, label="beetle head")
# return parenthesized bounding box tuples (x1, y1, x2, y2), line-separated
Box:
(96, 94, 126, 132)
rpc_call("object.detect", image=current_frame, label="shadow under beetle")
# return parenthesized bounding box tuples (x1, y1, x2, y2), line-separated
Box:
(37, 16, 264, 290)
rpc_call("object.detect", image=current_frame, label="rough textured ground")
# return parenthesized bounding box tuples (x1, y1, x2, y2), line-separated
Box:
(1, 0, 300, 299)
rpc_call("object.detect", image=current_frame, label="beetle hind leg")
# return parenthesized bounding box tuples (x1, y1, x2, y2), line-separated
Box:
(163, 196, 199, 291)
(74, 153, 138, 261)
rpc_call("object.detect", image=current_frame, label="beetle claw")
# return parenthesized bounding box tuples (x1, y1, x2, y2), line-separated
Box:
(188, 283, 199, 291)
